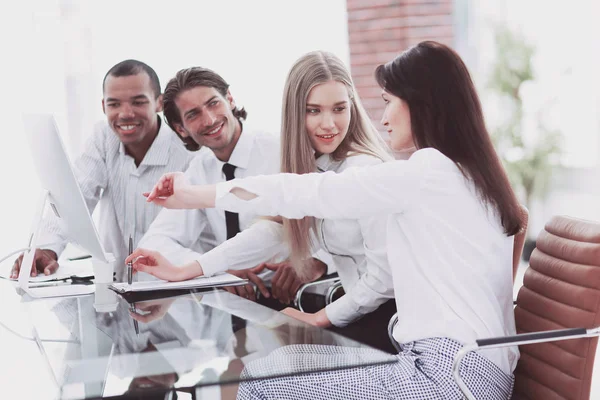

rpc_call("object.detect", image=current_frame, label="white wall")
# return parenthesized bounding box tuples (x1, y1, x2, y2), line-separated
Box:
(0, 0, 350, 262)
(458, 2, 600, 396)
(460, 0, 600, 233)
(72, 0, 351, 150)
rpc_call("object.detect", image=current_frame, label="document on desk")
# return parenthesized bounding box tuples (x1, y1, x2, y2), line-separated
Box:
(109, 272, 247, 294)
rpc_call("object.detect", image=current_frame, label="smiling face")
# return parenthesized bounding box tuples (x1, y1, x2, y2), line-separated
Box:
(305, 80, 351, 156)
(381, 90, 414, 151)
(173, 86, 241, 161)
(102, 73, 162, 149)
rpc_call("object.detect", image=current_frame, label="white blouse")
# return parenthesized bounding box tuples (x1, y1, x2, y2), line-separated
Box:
(198, 153, 395, 327)
(215, 148, 518, 375)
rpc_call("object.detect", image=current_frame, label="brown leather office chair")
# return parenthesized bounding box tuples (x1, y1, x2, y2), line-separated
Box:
(454, 215, 600, 400)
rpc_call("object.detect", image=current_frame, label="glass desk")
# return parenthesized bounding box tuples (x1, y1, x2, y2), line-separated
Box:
(0, 279, 396, 399)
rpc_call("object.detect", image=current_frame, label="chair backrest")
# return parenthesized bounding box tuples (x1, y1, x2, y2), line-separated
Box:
(512, 215, 600, 400)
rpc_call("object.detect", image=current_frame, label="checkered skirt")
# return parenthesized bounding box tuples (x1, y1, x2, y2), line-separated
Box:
(237, 337, 514, 400)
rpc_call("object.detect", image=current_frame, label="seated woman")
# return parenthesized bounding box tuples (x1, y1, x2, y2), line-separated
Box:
(131, 41, 524, 399)
(132, 50, 398, 352)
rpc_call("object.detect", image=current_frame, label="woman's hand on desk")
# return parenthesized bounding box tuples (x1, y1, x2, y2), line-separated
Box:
(125, 248, 203, 281)
(282, 307, 332, 328)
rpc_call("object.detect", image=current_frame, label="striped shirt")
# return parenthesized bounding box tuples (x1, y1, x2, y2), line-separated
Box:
(38, 117, 195, 281)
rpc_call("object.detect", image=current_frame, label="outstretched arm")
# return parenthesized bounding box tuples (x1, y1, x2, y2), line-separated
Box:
(144, 172, 217, 209)
(145, 151, 431, 220)
(215, 159, 422, 221)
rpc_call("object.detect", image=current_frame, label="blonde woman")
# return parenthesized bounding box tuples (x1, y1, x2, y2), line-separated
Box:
(129, 51, 398, 352)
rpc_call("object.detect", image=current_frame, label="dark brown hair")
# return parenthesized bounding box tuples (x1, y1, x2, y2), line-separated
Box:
(375, 41, 523, 235)
(163, 67, 247, 151)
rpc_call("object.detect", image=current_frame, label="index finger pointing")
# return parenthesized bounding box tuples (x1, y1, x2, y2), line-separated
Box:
(146, 185, 160, 202)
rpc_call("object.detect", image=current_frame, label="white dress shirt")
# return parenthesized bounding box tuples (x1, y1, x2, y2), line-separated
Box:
(214, 148, 518, 375)
(138, 129, 283, 269)
(38, 118, 195, 281)
(199, 153, 395, 327)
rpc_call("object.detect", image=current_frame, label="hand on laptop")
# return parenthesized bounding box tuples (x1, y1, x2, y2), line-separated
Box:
(10, 249, 59, 278)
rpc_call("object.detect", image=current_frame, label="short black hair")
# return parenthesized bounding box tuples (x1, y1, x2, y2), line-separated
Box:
(102, 59, 161, 98)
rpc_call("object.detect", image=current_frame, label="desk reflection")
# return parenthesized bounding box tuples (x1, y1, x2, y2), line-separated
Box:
(0, 281, 395, 399)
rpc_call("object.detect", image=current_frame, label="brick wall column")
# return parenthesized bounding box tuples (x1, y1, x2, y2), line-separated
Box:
(347, 0, 455, 138)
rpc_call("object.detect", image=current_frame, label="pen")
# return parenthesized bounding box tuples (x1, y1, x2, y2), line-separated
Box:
(32, 274, 94, 284)
(130, 302, 140, 336)
(67, 254, 92, 261)
(127, 235, 133, 286)
(127, 235, 139, 335)
(29, 279, 93, 288)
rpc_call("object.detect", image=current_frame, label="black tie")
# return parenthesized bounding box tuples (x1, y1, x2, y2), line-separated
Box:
(223, 163, 247, 351)
(222, 163, 241, 239)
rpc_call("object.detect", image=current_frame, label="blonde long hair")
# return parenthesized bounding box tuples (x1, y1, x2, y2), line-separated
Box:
(280, 51, 391, 279)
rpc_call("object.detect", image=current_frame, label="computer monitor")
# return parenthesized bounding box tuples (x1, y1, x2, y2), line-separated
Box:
(19, 114, 111, 287)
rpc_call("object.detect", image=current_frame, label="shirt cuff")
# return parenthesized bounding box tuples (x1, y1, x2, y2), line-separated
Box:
(324, 294, 362, 327)
(216, 180, 236, 203)
(195, 247, 228, 277)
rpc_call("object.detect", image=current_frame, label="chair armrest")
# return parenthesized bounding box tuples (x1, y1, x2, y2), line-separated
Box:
(293, 273, 340, 312)
(387, 312, 401, 352)
(452, 327, 600, 400)
(476, 327, 588, 347)
(325, 280, 345, 305)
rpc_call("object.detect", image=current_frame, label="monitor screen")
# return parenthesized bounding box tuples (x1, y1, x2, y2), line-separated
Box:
(21, 114, 109, 263)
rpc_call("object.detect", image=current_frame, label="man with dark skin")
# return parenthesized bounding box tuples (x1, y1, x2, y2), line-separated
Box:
(12, 60, 194, 281)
